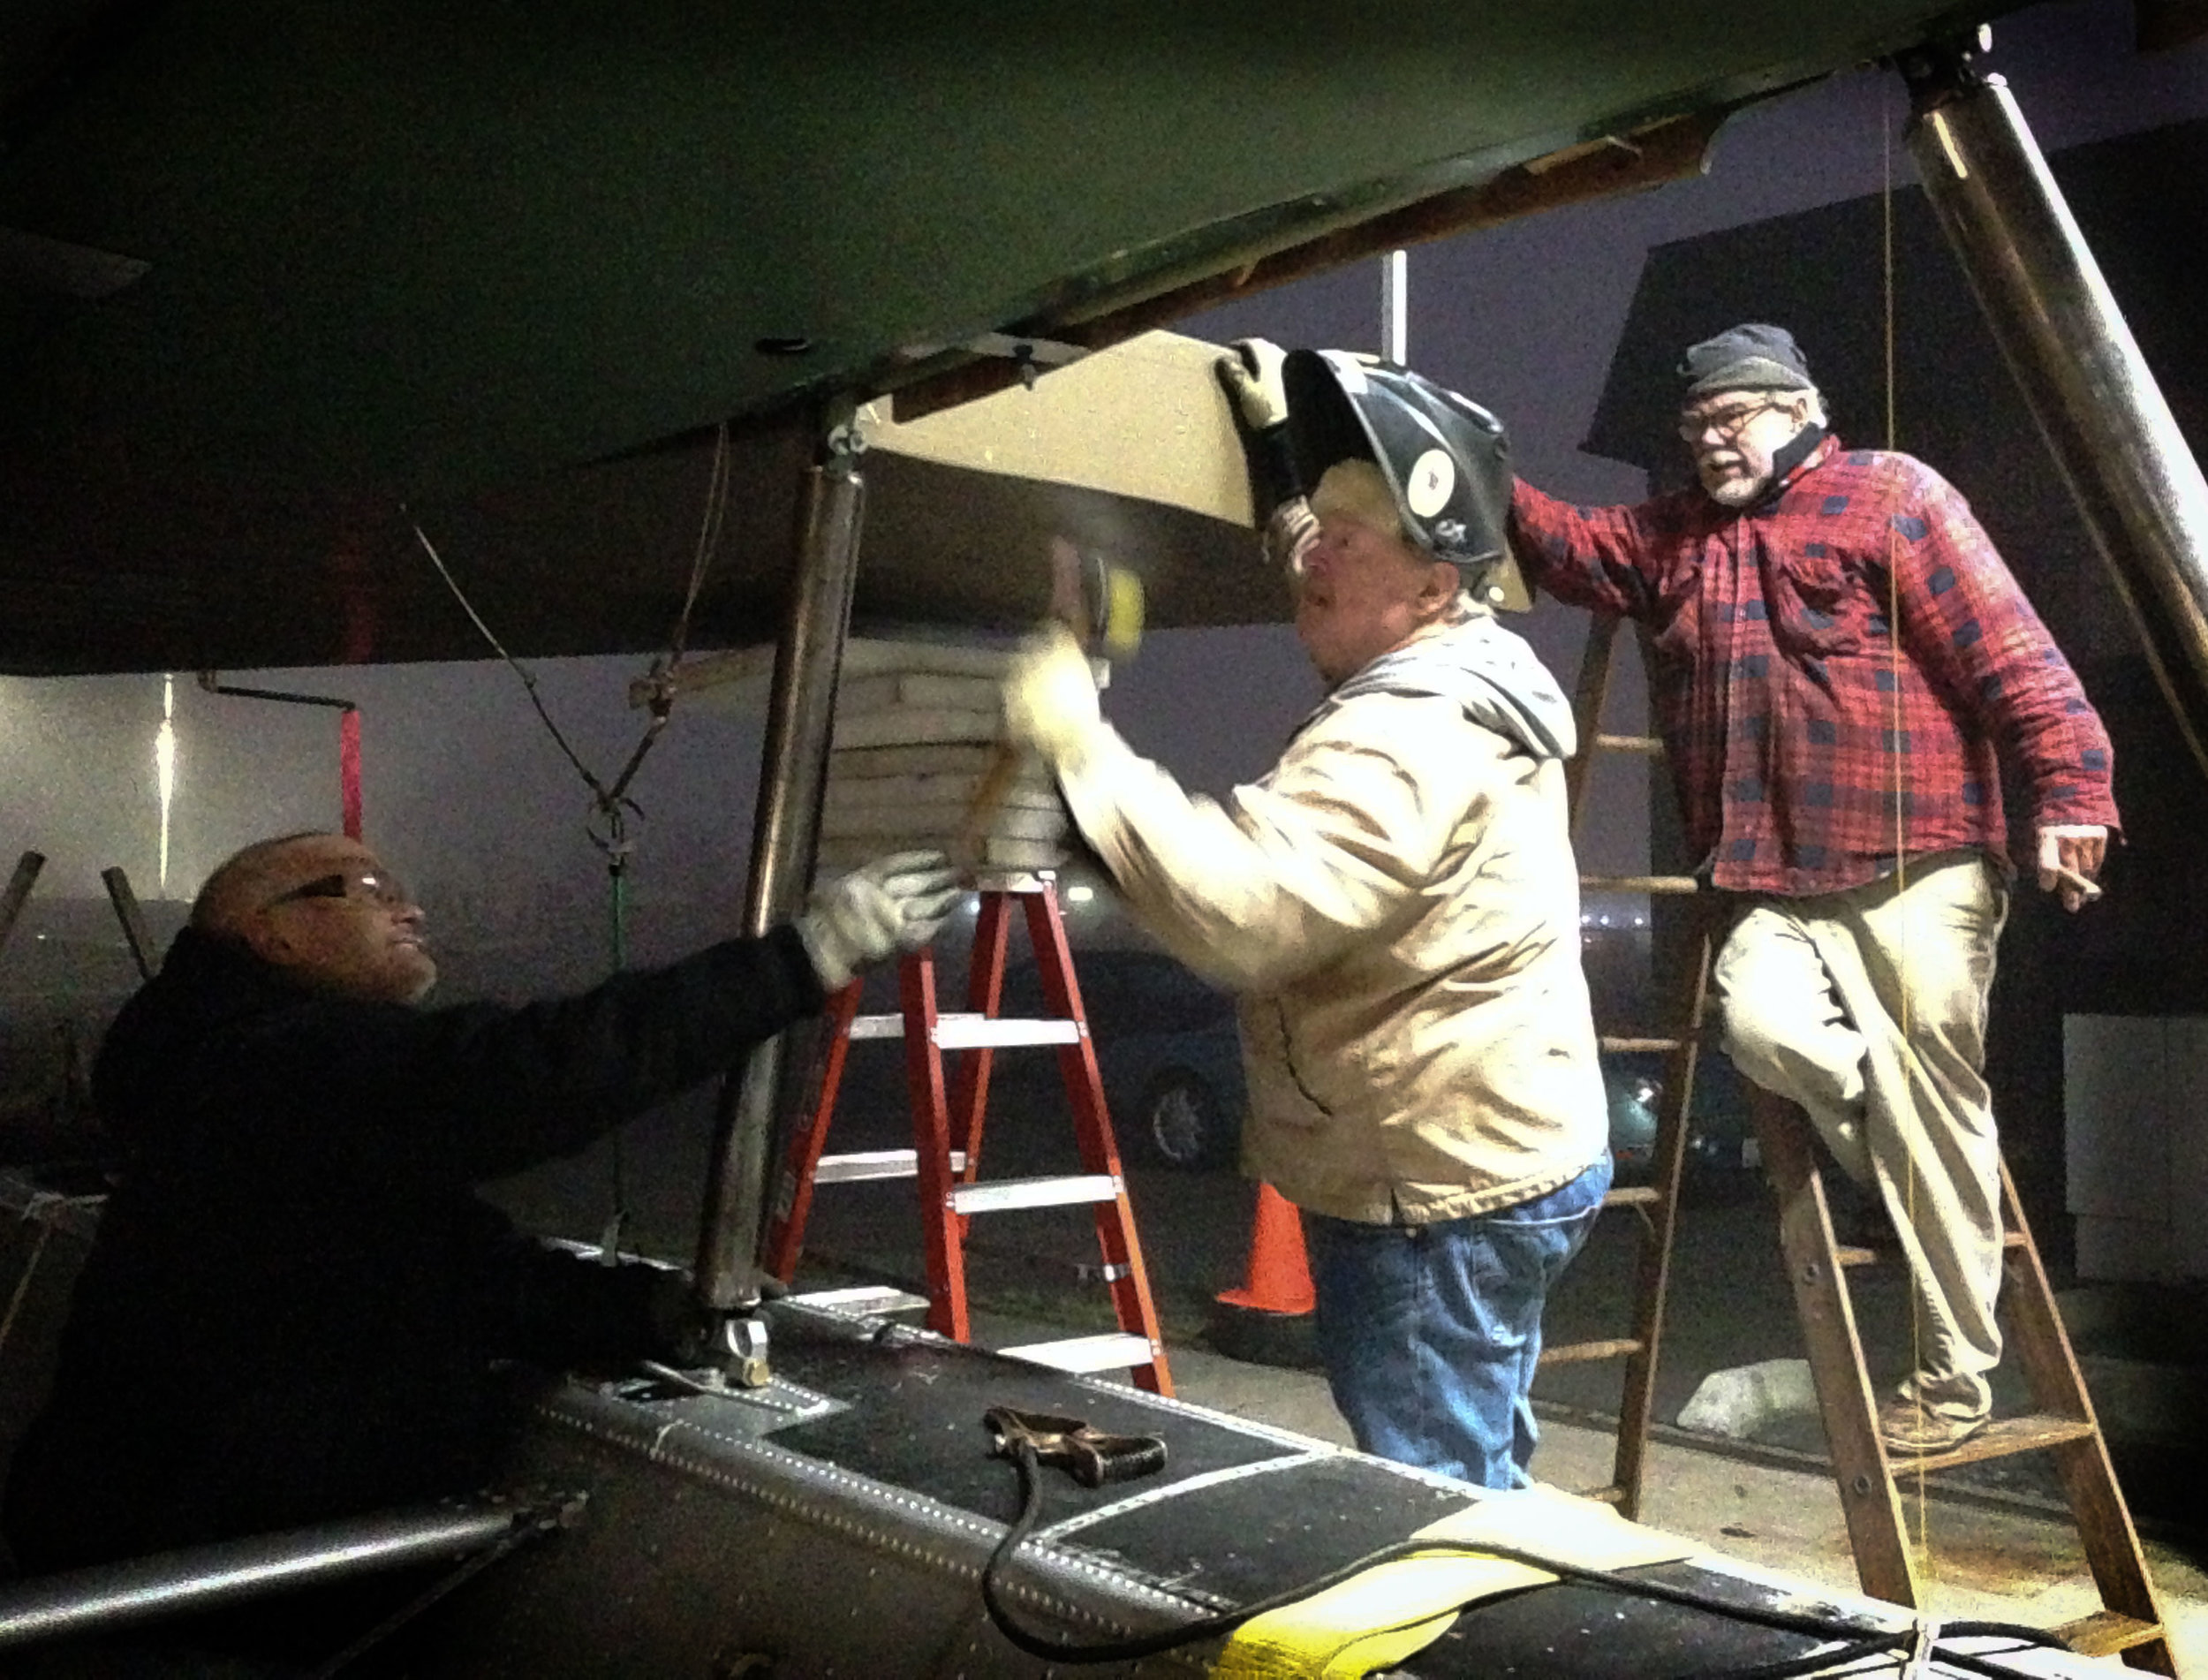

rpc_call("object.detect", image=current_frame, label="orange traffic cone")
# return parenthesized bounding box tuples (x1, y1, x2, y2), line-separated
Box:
(1208, 1182, 1319, 1367)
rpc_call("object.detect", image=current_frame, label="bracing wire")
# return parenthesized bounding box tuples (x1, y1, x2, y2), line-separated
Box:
(407, 420, 736, 1253)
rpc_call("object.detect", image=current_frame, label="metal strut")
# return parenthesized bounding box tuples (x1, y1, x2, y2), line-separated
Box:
(692, 405, 867, 1373)
(1899, 38, 2208, 780)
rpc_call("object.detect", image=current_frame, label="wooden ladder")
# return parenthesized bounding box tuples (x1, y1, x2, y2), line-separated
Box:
(1536, 613, 1711, 1521)
(1751, 1089, 2177, 1669)
(762, 878, 1173, 1396)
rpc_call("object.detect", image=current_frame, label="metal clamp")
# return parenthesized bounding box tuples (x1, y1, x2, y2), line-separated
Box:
(982, 1406, 1167, 1488)
(715, 1313, 773, 1389)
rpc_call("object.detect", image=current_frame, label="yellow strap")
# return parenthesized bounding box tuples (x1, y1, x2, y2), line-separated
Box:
(1210, 1487, 1702, 1679)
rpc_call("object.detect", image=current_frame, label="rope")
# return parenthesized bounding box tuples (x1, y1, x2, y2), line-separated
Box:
(0, 1221, 54, 1367)
(1882, 72, 1936, 1566)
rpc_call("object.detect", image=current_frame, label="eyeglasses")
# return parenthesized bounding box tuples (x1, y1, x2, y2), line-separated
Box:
(1676, 399, 1786, 444)
(261, 868, 412, 912)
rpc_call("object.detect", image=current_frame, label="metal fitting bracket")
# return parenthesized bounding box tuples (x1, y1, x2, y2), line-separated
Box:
(964, 330, 1088, 390)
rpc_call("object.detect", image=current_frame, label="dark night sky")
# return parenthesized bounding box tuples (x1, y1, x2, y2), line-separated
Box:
(4, 0, 2205, 971)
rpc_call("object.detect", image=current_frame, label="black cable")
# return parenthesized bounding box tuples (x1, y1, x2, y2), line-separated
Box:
(1699, 1635, 1902, 1679)
(977, 1446, 2075, 1671)
(305, 1502, 571, 1678)
(1935, 1638, 2091, 1680)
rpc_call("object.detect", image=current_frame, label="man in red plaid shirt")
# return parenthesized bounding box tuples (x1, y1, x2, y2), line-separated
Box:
(1510, 323, 2117, 1455)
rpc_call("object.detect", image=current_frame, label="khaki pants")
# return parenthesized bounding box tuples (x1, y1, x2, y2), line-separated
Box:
(1713, 851, 2009, 1420)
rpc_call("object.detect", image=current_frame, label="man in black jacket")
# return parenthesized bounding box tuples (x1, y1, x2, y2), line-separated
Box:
(4, 829, 959, 1577)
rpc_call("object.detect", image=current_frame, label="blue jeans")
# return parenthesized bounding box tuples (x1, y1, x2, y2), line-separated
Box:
(1304, 1155, 1613, 1490)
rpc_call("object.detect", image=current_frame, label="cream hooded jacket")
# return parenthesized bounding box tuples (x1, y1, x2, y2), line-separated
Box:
(1057, 612, 1607, 1224)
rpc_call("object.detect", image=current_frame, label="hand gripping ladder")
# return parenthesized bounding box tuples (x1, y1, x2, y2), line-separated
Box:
(1749, 1091, 2175, 1666)
(763, 879, 1172, 1395)
(1536, 612, 1713, 1521)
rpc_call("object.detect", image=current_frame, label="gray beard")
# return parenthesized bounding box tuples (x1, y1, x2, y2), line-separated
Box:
(1705, 473, 1771, 509)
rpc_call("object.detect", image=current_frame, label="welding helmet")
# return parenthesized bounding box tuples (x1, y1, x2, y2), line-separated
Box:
(1282, 349, 1513, 578)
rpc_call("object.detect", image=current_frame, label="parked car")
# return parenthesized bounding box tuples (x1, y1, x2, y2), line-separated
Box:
(1600, 1043, 1759, 1197)
(996, 950, 1246, 1170)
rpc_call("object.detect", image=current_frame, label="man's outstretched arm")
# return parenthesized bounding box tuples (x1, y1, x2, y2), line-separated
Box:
(1507, 480, 1667, 620)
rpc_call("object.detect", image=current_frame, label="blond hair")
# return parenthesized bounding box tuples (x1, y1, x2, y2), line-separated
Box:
(1309, 458, 1404, 541)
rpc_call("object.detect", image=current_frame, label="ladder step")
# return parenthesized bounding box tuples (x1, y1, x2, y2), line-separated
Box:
(1581, 874, 1700, 895)
(937, 1016, 1082, 1050)
(1835, 1227, 2028, 1268)
(947, 1173, 1118, 1215)
(1599, 1035, 1682, 1055)
(1902, 1413, 2100, 1473)
(2051, 1609, 2166, 1658)
(848, 1011, 1081, 1048)
(1539, 1336, 1645, 1366)
(1592, 732, 1665, 756)
(1603, 1186, 1662, 1208)
(816, 1148, 969, 1184)
(999, 1332, 1158, 1374)
(786, 1284, 932, 1316)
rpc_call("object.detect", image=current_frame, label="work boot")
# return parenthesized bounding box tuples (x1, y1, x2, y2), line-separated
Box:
(1877, 1395, 1988, 1456)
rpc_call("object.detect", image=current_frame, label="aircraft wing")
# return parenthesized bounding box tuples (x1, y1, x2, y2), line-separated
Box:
(0, 2, 2006, 671)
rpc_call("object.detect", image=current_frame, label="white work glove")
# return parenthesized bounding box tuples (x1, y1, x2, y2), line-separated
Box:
(1216, 337, 1289, 431)
(2036, 823, 2107, 913)
(795, 850, 963, 991)
(1001, 624, 1104, 771)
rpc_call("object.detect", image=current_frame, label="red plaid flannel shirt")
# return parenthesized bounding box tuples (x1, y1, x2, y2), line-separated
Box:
(1510, 436, 2118, 897)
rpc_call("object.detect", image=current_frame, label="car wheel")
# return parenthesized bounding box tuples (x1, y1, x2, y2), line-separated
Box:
(1138, 1071, 1227, 1169)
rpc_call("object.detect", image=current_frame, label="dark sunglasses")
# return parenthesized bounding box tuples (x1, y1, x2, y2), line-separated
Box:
(261, 869, 412, 912)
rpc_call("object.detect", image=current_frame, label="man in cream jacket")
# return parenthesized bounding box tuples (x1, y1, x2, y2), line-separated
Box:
(999, 347, 1610, 1489)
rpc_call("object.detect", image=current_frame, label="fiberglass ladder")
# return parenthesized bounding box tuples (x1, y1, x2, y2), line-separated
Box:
(763, 877, 1172, 1395)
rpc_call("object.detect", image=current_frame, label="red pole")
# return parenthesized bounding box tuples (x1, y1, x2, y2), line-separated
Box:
(339, 708, 363, 840)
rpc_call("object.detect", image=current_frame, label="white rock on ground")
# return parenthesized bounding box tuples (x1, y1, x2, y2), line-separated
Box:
(1676, 1357, 1819, 1439)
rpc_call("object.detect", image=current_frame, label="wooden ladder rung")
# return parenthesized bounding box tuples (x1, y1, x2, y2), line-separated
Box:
(1539, 1336, 1645, 1366)
(1558, 613, 1715, 1526)
(2051, 1609, 2166, 1658)
(1900, 1413, 2099, 1473)
(1836, 1227, 2027, 1268)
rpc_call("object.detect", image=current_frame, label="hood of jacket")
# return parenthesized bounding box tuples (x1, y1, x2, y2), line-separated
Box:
(1317, 611, 1577, 762)
(92, 927, 310, 1143)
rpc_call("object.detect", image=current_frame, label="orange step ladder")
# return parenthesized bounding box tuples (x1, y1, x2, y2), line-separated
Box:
(764, 879, 1172, 1395)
